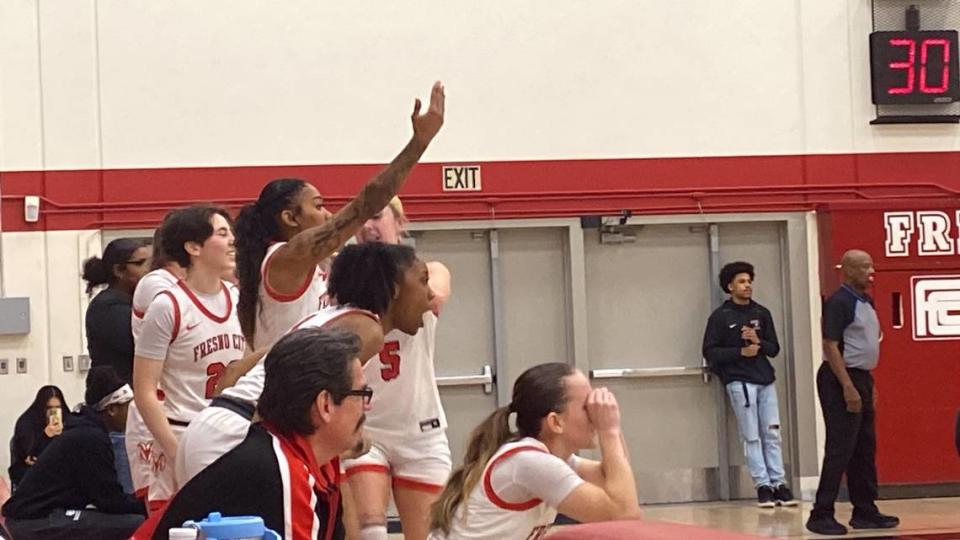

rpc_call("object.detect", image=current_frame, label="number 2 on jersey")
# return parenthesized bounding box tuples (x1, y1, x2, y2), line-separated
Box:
(379, 341, 401, 381)
(205, 361, 236, 398)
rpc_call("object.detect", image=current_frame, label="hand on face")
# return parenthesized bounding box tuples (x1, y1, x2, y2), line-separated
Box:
(585, 387, 621, 434)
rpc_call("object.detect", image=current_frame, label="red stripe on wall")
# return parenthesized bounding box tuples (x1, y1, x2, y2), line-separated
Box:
(1, 151, 960, 231)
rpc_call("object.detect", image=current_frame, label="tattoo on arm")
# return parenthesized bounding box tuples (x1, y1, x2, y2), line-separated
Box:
(308, 138, 426, 258)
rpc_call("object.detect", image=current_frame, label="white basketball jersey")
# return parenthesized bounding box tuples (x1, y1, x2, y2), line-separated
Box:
(223, 305, 377, 404)
(364, 311, 447, 441)
(433, 439, 557, 540)
(253, 242, 328, 349)
(131, 268, 179, 342)
(159, 281, 245, 422)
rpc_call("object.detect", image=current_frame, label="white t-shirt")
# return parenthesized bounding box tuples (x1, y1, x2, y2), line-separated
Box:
(364, 311, 447, 441)
(431, 437, 584, 540)
(135, 280, 246, 422)
(252, 242, 327, 350)
(222, 305, 377, 404)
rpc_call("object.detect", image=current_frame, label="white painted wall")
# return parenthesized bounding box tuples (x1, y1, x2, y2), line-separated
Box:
(0, 231, 100, 482)
(0, 0, 955, 486)
(2, 1, 959, 173)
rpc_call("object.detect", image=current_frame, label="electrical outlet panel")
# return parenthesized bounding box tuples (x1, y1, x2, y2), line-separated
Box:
(0, 358, 7, 375)
(78, 354, 91, 372)
(16, 357, 27, 374)
(63, 355, 74, 372)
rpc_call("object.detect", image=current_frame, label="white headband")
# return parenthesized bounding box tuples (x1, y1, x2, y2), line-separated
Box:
(94, 384, 133, 411)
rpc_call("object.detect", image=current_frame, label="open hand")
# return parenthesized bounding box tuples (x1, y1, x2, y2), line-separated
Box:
(411, 81, 445, 147)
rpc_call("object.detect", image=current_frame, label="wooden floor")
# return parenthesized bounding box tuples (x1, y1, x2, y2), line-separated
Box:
(642, 497, 960, 539)
(388, 497, 960, 539)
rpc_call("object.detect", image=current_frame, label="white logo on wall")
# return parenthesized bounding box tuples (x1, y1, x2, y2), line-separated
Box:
(912, 275, 960, 340)
(884, 210, 959, 257)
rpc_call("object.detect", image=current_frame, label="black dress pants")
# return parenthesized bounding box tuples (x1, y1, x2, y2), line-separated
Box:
(811, 363, 880, 520)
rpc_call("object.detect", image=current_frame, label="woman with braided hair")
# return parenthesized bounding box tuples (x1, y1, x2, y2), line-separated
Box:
(227, 81, 445, 357)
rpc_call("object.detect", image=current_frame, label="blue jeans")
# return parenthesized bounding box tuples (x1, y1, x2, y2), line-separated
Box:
(726, 381, 786, 488)
(109, 432, 133, 494)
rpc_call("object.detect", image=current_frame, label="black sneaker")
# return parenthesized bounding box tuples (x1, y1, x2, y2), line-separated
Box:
(849, 512, 900, 529)
(773, 484, 798, 507)
(806, 515, 848, 536)
(756, 485, 776, 508)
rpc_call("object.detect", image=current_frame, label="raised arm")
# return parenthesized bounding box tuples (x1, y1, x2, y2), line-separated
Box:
(268, 83, 446, 291)
(427, 261, 452, 314)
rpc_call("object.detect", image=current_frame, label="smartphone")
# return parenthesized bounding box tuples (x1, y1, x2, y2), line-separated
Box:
(47, 407, 62, 427)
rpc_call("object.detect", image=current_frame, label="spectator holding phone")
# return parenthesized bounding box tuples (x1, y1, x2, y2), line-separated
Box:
(2, 367, 145, 540)
(8, 386, 68, 489)
(702, 262, 795, 508)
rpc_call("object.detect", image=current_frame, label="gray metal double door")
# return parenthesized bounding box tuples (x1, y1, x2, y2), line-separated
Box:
(411, 219, 796, 504)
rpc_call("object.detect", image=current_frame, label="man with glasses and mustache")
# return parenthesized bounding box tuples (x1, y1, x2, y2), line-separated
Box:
(150, 327, 371, 539)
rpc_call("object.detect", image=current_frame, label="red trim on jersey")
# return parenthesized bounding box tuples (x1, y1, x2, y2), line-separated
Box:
(291, 307, 380, 332)
(158, 290, 181, 344)
(146, 498, 169, 515)
(262, 245, 319, 302)
(483, 446, 549, 511)
(392, 475, 444, 494)
(134, 486, 148, 501)
(131, 502, 166, 539)
(132, 268, 179, 318)
(176, 279, 233, 323)
(342, 464, 389, 479)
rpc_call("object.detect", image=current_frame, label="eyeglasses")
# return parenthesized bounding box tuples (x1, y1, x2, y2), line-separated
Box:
(339, 385, 373, 406)
(125, 258, 148, 266)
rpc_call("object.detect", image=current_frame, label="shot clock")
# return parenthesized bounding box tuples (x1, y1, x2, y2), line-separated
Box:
(870, 29, 960, 105)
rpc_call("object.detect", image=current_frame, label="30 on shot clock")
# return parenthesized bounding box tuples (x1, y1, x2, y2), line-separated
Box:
(869, 30, 960, 105)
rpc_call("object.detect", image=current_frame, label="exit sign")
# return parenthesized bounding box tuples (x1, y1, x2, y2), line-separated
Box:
(442, 165, 482, 191)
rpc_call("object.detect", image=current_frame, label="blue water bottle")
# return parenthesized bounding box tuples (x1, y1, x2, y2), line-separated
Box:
(176, 512, 281, 540)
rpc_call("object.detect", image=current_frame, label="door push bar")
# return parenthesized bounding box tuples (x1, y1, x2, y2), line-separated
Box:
(590, 365, 710, 384)
(436, 365, 494, 394)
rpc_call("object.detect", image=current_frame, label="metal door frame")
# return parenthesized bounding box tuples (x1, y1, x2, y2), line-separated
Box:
(408, 218, 587, 407)
(409, 211, 814, 503)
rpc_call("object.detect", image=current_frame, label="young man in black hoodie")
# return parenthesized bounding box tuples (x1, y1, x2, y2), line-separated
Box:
(702, 261, 796, 508)
(2, 367, 146, 539)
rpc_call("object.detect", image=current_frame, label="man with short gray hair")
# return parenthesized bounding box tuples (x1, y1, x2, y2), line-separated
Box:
(807, 250, 899, 536)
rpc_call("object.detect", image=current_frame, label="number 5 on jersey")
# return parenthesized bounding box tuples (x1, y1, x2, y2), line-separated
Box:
(379, 341, 401, 381)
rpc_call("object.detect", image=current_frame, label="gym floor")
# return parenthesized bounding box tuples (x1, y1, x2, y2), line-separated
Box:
(387, 497, 960, 539)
